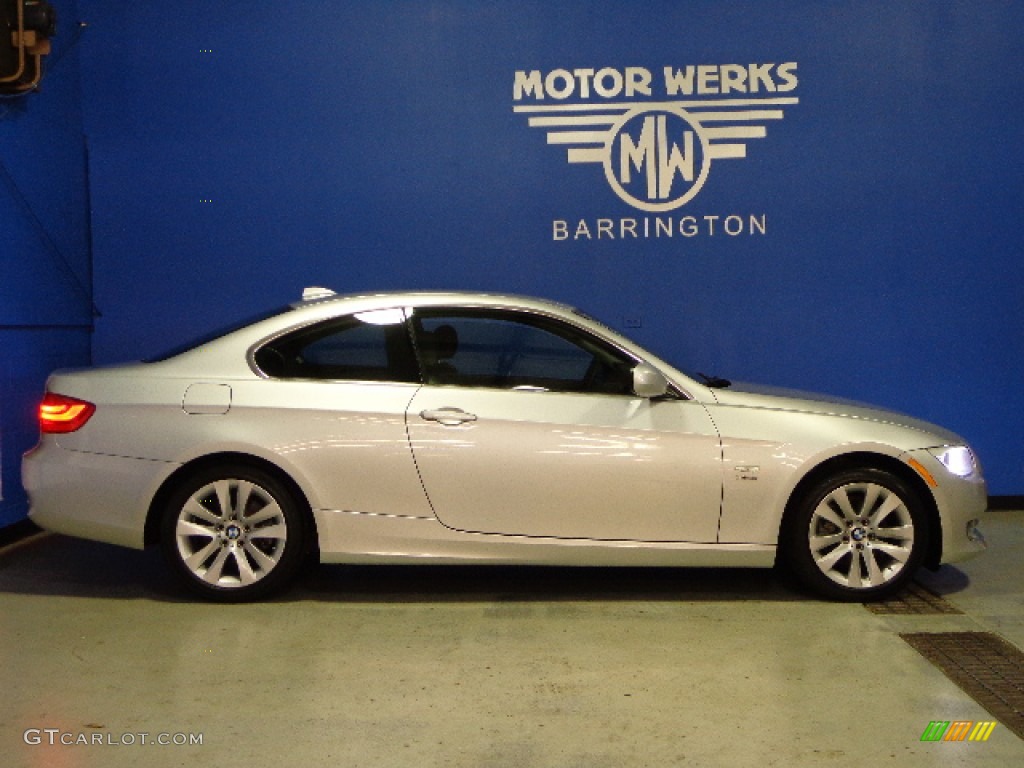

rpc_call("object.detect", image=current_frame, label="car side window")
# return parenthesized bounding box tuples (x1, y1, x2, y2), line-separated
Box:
(254, 312, 419, 383)
(412, 309, 636, 395)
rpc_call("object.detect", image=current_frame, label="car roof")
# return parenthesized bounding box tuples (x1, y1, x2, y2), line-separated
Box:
(129, 286, 707, 401)
(292, 288, 577, 314)
(142, 290, 588, 374)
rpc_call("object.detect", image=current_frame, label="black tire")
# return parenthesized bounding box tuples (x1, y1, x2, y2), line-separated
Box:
(160, 464, 307, 602)
(783, 467, 928, 601)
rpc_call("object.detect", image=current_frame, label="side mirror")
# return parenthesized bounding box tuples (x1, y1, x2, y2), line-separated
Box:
(632, 363, 669, 398)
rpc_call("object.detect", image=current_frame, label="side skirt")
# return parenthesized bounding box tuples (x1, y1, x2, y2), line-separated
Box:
(314, 509, 776, 567)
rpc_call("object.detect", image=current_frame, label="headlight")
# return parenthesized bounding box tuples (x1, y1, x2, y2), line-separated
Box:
(928, 445, 977, 477)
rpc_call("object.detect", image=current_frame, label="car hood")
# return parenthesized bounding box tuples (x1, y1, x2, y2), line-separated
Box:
(706, 381, 965, 445)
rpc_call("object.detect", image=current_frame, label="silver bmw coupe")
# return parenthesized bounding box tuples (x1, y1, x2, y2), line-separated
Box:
(23, 289, 988, 601)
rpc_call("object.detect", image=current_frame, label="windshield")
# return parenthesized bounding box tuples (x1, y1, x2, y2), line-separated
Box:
(571, 307, 730, 386)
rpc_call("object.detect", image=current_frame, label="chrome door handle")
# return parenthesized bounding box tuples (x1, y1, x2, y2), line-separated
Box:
(419, 407, 478, 426)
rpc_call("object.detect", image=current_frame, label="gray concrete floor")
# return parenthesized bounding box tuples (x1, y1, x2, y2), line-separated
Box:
(1, 512, 1022, 767)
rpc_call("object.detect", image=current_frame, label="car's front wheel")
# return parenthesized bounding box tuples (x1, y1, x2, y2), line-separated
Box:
(160, 464, 306, 601)
(785, 467, 928, 601)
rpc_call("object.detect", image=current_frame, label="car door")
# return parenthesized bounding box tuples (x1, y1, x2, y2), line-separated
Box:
(405, 307, 723, 542)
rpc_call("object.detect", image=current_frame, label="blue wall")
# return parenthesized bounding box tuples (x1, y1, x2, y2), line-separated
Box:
(3, 1, 1019, 512)
(0, 0, 93, 526)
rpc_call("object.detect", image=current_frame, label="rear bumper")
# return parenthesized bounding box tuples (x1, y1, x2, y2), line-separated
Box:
(22, 439, 177, 550)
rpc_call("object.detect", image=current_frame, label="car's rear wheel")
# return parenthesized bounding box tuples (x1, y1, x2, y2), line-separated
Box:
(160, 464, 306, 601)
(785, 467, 927, 601)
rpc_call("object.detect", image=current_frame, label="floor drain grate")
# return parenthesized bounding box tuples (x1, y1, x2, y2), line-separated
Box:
(864, 581, 963, 615)
(901, 631, 1024, 740)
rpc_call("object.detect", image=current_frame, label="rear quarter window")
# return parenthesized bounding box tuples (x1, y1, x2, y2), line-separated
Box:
(253, 314, 419, 383)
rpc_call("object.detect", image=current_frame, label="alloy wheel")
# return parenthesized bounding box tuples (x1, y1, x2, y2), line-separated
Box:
(807, 481, 915, 590)
(161, 465, 306, 600)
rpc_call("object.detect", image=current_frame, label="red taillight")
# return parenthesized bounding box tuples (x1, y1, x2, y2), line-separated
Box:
(39, 393, 96, 434)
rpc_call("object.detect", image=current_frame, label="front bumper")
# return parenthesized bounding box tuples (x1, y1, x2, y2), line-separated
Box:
(903, 447, 988, 565)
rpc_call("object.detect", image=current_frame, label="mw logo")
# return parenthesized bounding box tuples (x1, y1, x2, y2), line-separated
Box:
(513, 64, 799, 212)
(607, 108, 707, 211)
